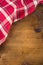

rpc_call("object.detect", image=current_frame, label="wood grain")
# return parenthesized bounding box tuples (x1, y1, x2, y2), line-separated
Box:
(0, 5, 43, 65)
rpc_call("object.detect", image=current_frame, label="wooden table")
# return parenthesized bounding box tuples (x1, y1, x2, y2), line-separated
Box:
(0, 5, 43, 65)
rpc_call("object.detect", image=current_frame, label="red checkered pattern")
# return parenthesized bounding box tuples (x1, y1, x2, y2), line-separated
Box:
(0, 0, 43, 45)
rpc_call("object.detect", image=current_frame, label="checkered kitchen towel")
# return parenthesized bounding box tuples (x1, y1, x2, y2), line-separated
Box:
(0, 0, 43, 45)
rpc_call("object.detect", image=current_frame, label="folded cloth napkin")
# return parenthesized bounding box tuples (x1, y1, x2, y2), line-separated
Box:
(0, 0, 43, 45)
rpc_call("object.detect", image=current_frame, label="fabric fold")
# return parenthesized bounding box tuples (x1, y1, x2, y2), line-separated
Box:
(0, 0, 43, 45)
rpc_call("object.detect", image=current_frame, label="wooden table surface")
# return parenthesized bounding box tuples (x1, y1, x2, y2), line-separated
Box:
(0, 5, 43, 65)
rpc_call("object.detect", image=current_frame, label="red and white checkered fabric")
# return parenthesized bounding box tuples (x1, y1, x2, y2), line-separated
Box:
(0, 0, 43, 45)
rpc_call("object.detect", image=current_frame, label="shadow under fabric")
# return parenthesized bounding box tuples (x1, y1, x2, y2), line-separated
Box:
(0, 0, 43, 45)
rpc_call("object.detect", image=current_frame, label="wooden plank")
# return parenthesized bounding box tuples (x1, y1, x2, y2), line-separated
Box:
(0, 5, 43, 65)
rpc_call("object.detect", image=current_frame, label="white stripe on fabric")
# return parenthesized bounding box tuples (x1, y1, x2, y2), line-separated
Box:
(21, 0, 28, 16)
(33, 0, 38, 7)
(14, 18, 21, 22)
(3, 0, 16, 9)
(6, 0, 17, 21)
(1, 12, 14, 26)
(16, 2, 34, 11)
(0, 7, 12, 24)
